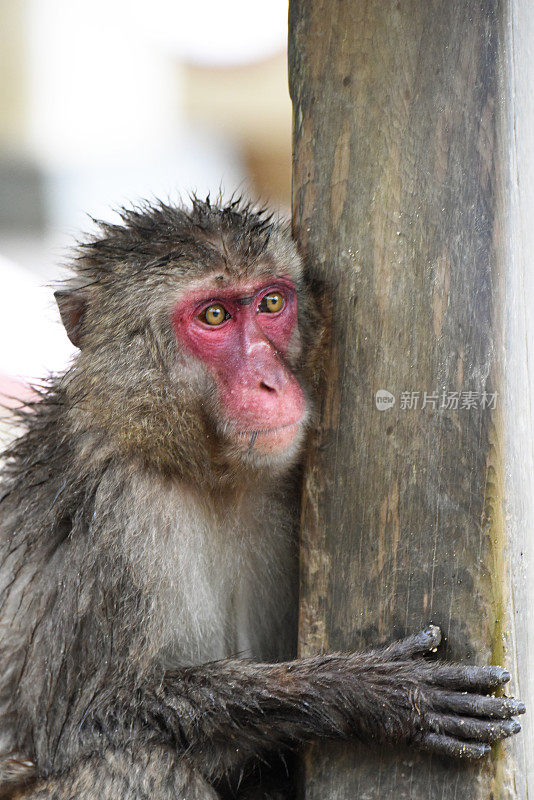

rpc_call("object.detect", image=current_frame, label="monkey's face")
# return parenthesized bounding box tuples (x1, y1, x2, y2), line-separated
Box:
(172, 276, 308, 458)
(55, 200, 316, 478)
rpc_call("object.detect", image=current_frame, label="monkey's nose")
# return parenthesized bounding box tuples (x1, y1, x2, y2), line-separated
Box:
(259, 380, 277, 393)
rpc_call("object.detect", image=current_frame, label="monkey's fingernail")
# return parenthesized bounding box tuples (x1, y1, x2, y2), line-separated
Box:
(501, 670, 511, 683)
(511, 721, 522, 734)
(423, 625, 441, 645)
(516, 702, 526, 714)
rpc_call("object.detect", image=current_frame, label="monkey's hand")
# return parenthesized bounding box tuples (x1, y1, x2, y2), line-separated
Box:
(97, 626, 524, 776)
(361, 625, 525, 758)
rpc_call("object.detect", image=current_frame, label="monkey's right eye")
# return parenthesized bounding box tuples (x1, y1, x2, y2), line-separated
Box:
(199, 304, 230, 326)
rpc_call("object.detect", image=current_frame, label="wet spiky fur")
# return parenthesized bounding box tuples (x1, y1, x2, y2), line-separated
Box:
(0, 198, 523, 800)
(0, 197, 315, 797)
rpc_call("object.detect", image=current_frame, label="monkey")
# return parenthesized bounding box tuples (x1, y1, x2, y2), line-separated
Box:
(0, 197, 524, 800)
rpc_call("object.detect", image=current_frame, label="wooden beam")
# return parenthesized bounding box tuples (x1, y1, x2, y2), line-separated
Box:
(290, 1, 531, 796)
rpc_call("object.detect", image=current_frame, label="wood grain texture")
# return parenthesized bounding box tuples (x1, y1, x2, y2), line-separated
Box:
(290, 1, 520, 797)
(501, 2, 534, 796)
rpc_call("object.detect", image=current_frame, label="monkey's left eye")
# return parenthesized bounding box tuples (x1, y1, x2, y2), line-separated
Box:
(199, 304, 230, 326)
(258, 292, 285, 314)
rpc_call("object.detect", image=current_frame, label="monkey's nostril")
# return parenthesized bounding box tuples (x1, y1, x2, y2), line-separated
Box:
(260, 380, 277, 393)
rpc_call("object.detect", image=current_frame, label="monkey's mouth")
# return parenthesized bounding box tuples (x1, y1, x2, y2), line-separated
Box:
(236, 421, 301, 454)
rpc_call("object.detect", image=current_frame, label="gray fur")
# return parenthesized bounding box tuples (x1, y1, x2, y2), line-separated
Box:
(0, 198, 523, 800)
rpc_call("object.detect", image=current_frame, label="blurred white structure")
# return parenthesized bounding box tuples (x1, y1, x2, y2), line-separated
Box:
(24, 0, 250, 232)
(0, 254, 74, 381)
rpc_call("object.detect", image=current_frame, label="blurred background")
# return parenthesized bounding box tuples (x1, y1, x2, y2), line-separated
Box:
(0, 0, 292, 439)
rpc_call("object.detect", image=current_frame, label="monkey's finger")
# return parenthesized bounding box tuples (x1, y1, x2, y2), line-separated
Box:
(419, 733, 490, 759)
(426, 713, 521, 743)
(383, 626, 442, 660)
(429, 664, 510, 692)
(430, 691, 525, 719)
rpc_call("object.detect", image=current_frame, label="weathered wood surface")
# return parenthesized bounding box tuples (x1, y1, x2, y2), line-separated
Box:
(501, 2, 534, 797)
(290, 1, 530, 797)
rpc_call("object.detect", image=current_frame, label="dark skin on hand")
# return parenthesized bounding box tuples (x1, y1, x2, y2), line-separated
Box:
(0, 198, 524, 800)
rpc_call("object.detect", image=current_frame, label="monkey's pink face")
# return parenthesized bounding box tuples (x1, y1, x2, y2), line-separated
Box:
(172, 278, 307, 455)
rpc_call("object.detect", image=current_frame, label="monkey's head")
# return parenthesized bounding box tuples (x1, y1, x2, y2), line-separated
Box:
(55, 198, 320, 483)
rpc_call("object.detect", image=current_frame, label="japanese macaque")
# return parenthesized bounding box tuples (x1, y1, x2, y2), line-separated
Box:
(0, 198, 524, 800)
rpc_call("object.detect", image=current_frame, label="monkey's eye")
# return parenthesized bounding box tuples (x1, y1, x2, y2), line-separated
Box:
(258, 292, 285, 314)
(200, 304, 230, 326)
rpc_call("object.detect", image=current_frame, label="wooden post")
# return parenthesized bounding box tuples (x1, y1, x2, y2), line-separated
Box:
(290, 1, 533, 797)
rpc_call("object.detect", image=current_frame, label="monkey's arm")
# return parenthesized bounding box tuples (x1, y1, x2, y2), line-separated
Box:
(98, 627, 523, 778)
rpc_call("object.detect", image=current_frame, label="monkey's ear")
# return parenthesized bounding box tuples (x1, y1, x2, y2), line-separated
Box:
(54, 289, 88, 348)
